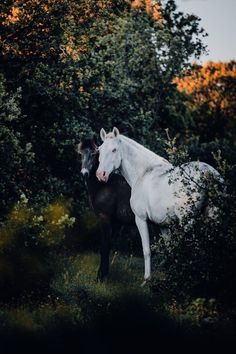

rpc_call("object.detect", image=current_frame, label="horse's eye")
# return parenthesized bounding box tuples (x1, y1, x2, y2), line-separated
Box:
(112, 148, 117, 153)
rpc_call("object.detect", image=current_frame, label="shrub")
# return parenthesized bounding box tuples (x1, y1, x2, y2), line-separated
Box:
(0, 74, 35, 215)
(0, 194, 75, 299)
(151, 133, 236, 302)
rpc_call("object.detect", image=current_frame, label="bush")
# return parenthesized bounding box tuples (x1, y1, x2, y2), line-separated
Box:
(0, 74, 35, 215)
(0, 194, 75, 299)
(151, 134, 236, 302)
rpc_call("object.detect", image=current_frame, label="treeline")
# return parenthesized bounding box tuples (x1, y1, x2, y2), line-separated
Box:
(0, 0, 207, 214)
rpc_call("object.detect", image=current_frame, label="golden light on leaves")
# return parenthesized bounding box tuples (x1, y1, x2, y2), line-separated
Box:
(44, 201, 69, 225)
(131, 0, 163, 22)
(0, 197, 75, 250)
(2, 0, 164, 61)
(1, 1, 58, 58)
(175, 61, 236, 111)
(5, 6, 21, 24)
(38, 200, 75, 246)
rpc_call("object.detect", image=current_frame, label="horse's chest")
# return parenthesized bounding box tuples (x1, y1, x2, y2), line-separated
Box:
(130, 174, 175, 223)
(93, 187, 116, 215)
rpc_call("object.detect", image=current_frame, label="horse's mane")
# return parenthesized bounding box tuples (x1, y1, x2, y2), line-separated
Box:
(119, 135, 169, 165)
(80, 138, 96, 151)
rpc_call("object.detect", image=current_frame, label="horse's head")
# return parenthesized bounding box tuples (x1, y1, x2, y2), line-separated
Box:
(77, 138, 98, 179)
(96, 127, 121, 183)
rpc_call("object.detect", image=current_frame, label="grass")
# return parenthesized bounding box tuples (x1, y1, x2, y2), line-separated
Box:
(0, 252, 235, 353)
(0, 253, 151, 337)
(51, 252, 149, 300)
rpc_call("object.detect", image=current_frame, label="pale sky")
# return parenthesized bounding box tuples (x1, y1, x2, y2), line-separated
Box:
(175, 0, 236, 63)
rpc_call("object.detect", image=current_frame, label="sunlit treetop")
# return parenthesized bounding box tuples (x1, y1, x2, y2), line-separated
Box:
(175, 61, 236, 110)
(0, 0, 131, 59)
(4, 6, 20, 24)
(131, 0, 163, 22)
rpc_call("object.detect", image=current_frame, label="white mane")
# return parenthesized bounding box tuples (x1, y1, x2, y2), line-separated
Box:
(119, 135, 170, 166)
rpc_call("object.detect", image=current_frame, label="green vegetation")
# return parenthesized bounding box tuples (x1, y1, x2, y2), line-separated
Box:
(1, 253, 235, 350)
(0, 1, 236, 351)
(0, 254, 146, 330)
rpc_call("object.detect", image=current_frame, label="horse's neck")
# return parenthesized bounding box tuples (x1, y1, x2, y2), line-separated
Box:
(119, 135, 170, 188)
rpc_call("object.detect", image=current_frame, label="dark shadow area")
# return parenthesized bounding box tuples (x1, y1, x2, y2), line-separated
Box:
(1, 294, 236, 354)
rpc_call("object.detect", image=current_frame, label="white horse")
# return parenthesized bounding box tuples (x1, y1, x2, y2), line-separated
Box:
(96, 127, 221, 284)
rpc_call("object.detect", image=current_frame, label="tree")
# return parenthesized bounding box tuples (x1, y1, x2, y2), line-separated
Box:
(0, 0, 206, 211)
(0, 74, 34, 215)
(0, 0, 93, 207)
(81, 0, 206, 150)
(175, 61, 236, 144)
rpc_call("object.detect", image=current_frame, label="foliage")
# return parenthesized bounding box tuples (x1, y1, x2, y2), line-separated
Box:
(0, 0, 235, 343)
(175, 61, 236, 143)
(1, 252, 235, 354)
(84, 0, 206, 149)
(0, 253, 150, 341)
(0, 0, 207, 218)
(0, 194, 75, 299)
(0, 1, 209, 302)
(0, 194, 75, 250)
(166, 297, 219, 328)
(0, 74, 35, 215)
(151, 135, 236, 301)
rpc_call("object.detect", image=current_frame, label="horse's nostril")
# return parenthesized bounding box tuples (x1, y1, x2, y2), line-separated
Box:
(81, 169, 89, 179)
(102, 171, 106, 177)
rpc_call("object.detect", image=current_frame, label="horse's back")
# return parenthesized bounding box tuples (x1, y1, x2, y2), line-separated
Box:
(172, 161, 221, 219)
(179, 161, 219, 178)
(131, 161, 221, 224)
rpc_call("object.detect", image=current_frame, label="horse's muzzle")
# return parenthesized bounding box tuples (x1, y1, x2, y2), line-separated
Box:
(96, 170, 108, 182)
(81, 168, 89, 179)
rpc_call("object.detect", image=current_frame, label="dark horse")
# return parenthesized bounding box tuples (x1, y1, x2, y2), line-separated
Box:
(77, 138, 135, 280)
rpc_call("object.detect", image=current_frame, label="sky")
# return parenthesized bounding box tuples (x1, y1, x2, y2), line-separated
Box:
(175, 0, 236, 63)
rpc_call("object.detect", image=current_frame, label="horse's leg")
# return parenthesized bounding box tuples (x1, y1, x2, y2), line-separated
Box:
(97, 218, 111, 282)
(135, 215, 151, 283)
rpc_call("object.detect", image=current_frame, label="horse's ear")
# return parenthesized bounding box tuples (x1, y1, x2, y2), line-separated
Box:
(100, 128, 106, 141)
(113, 127, 120, 137)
